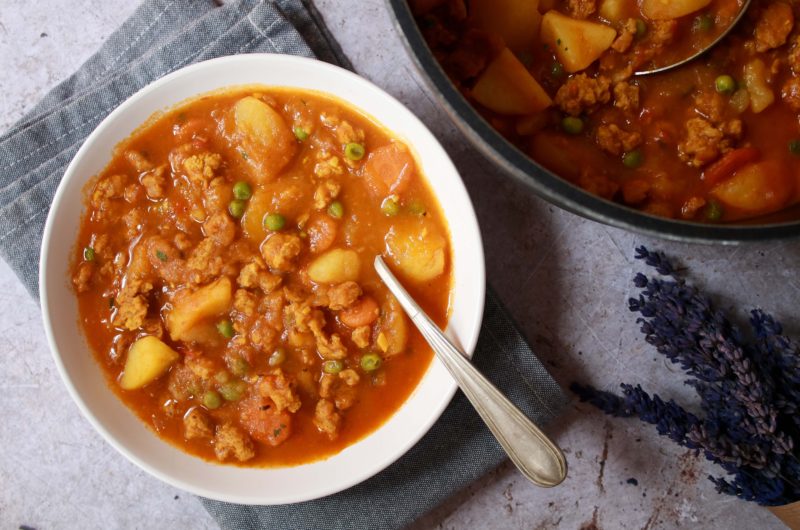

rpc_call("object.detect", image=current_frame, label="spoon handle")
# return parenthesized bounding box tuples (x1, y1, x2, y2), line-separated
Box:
(374, 257, 567, 487)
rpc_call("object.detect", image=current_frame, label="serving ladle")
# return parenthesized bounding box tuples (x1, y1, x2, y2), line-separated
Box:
(635, 0, 752, 76)
(374, 256, 567, 487)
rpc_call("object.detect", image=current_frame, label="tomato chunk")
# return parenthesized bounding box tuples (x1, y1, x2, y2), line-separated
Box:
(363, 143, 415, 196)
(701, 147, 760, 187)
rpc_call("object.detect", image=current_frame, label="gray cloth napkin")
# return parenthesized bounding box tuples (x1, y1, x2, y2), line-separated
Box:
(0, 1, 568, 528)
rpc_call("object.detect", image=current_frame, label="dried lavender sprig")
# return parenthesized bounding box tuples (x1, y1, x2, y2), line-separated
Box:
(572, 381, 773, 470)
(634, 246, 678, 278)
(572, 247, 800, 506)
(710, 453, 800, 506)
(629, 270, 781, 443)
(751, 310, 800, 431)
(571, 382, 701, 448)
(570, 383, 636, 418)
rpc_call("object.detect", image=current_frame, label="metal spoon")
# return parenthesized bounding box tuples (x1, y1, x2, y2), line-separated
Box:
(374, 256, 567, 487)
(635, 0, 752, 76)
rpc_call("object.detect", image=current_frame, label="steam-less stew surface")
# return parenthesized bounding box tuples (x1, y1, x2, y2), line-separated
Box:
(414, 0, 800, 222)
(71, 87, 452, 466)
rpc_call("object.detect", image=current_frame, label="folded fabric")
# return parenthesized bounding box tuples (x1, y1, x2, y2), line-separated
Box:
(0, 1, 569, 528)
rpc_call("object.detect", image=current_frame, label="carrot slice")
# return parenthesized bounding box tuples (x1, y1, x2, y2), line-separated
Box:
(701, 147, 760, 187)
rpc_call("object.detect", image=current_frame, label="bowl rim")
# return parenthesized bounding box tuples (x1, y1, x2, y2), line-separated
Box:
(39, 53, 485, 504)
(387, 0, 800, 244)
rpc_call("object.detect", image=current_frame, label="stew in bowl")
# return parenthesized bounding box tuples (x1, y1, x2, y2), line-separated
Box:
(40, 54, 484, 504)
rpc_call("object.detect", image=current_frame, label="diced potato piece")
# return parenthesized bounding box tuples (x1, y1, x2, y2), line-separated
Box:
(166, 277, 233, 342)
(233, 96, 296, 182)
(540, 11, 616, 73)
(743, 59, 775, 114)
(472, 48, 553, 115)
(711, 160, 792, 213)
(385, 219, 447, 282)
(120, 336, 180, 390)
(377, 295, 408, 357)
(599, 0, 630, 22)
(242, 189, 268, 243)
(469, 0, 542, 52)
(307, 249, 360, 284)
(641, 0, 712, 20)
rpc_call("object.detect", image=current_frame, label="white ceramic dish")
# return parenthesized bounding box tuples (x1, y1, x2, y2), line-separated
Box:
(39, 54, 485, 505)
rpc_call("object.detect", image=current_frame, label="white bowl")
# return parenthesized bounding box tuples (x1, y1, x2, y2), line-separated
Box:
(39, 54, 485, 505)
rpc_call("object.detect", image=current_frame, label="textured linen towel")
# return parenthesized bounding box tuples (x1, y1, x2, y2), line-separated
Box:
(0, 1, 569, 528)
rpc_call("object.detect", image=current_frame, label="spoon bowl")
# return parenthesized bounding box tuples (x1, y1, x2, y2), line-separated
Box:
(636, 0, 752, 76)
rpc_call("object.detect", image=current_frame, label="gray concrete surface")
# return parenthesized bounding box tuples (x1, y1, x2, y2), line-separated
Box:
(1, 0, 793, 528)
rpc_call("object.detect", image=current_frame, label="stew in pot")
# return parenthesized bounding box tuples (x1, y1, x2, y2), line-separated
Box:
(413, 0, 800, 222)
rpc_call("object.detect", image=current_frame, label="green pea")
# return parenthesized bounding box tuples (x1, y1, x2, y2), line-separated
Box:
(232, 181, 252, 200)
(83, 246, 95, 261)
(788, 139, 800, 156)
(635, 19, 647, 38)
(228, 199, 246, 219)
(561, 116, 584, 135)
(269, 348, 286, 367)
(344, 142, 366, 161)
(219, 380, 246, 401)
(408, 199, 427, 216)
(294, 127, 309, 141)
(229, 356, 250, 377)
(214, 371, 230, 384)
(203, 390, 222, 410)
(550, 61, 564, 78)
(381, 196, 400, 216)
(216, 319, 234, 339)
(328, 200, 344, 219)
(715, 75, 736, 95)
(264, 213, 286, 231)
(622, 149, 643, 168)
(322, 360, 343, 374)
(360, 353, 383, 372)
(704, 200, 724, 221)
(694, 14, 714, 32)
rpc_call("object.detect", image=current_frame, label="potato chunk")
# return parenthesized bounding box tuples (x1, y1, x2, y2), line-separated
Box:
(384, 219, 447, 282)
(166, 277, 233, 342)
(711, 160, 792, 214)
(598, 0, 631, 22)
(233, 96, 296, 182)
(472, 48, 553, 115)
(540, 11, 616, 73)
(307, 249, 361, 284)
(469, 0, 542, 52)
(376, 295, 408, 357)
(120, 336, 180, 390)
(641, 0, 712, 20)
(743, 59, 775, 114)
